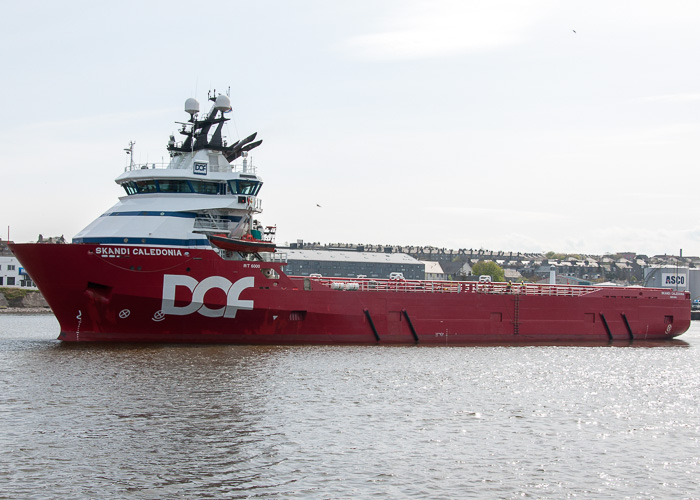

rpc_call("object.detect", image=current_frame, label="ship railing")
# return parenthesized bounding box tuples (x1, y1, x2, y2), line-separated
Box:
(193, 216, 232, 232)
(302, 276, 604, 296)
(124, 162, 170, 171)
(124, 161, 258, 173)
(267, 252, 287, 263)
(265, 252, 287, 263)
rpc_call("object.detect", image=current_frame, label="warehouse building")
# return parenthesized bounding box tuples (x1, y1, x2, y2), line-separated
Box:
(277, 248, 425, 280)
(644, 266, 700, 299)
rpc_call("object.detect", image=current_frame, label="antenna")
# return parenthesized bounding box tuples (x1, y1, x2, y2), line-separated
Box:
(124, 141, 135, 170)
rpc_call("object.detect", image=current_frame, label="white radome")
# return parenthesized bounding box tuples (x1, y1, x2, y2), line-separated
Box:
(184, 97, 200, 115)
(214, 94, 232, 112)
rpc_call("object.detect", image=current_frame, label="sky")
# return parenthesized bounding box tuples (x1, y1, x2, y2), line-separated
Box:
(2, 0, 700, 256)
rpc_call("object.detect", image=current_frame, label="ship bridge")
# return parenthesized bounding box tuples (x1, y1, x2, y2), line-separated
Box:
(73, 91, 267, 248)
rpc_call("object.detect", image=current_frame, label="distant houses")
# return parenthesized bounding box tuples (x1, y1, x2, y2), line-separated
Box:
(6, 234, 698, 297)
(287, 240, 699, 294)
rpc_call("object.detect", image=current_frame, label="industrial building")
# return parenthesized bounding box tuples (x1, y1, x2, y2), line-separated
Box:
(644, 266, 700, 299)
(276, 248, 425, 280)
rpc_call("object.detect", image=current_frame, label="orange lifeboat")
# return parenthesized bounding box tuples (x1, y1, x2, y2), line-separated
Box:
(208, 233, 276, 253)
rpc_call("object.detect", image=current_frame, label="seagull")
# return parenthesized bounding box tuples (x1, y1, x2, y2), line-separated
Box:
(573, 29, 576, 33)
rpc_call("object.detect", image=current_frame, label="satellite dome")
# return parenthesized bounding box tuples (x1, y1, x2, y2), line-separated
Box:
(184, 98, 200, 115)
(214, 94, 232, 112)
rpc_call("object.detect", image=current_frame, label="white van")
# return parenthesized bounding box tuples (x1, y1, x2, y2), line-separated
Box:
(389, 272, 405, 280)
(478, 275, 492, 283)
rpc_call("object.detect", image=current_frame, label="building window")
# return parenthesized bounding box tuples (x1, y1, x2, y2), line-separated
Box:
(7, 277, 15, 286)
(0, 277, 3, 285)
(7, 265, 15, 271)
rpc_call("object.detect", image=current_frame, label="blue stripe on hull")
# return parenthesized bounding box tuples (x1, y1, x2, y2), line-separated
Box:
(104, 211, 242, 222)
(107, 211, 197, 218)
(72, 237, 212, 247)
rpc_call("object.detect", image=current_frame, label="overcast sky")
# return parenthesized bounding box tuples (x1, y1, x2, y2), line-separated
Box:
(2, 0, 700, 256)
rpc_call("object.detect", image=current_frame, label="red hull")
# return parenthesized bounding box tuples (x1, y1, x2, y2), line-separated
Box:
(9, 243, 691, 344)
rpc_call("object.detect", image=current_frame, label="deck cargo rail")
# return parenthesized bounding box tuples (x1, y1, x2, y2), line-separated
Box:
(298, 276, 686, 298)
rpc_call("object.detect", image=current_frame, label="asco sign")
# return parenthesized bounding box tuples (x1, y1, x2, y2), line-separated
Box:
(662, 273, 687, 288)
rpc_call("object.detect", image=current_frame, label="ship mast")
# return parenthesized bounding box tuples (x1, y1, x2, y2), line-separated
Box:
(124, 141, 135, 170)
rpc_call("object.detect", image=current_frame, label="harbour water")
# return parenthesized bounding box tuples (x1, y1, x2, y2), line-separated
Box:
(1, 315, 700, 499)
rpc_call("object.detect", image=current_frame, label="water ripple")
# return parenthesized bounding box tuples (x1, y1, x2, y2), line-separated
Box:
(1, 315, 700, 498)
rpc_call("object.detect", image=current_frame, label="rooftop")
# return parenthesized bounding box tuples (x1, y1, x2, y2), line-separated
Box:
(282, 248, 421, 265)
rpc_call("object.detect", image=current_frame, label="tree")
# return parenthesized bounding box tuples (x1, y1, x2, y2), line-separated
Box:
(471, 261, 506, 282)
(545, 251, 566, 261)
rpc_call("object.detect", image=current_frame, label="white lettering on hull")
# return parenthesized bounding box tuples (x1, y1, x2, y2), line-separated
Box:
(161, 275, 254, 318)
(96, 246, 184, 257)
(134, 248, 183, 256)
(96, 246, 130, 256)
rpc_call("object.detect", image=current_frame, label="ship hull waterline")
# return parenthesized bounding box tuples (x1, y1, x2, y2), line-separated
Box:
(10, 243, 691, 345)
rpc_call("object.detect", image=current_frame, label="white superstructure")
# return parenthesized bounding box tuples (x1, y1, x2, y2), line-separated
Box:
(73, 91, 268, 250)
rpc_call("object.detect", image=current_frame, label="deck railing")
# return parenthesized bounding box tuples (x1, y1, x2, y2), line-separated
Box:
(124, 161, 257, 174)
(124, 162, 170, 171)
(295, 276, 608, 297)
(193, 216, 232, 232)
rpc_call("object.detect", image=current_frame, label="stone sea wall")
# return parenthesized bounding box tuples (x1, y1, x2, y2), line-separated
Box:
(0, 288, 51, 313)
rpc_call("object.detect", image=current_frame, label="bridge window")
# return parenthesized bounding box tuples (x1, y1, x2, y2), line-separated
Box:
(157, 179, 192, 193)
(121, 179, 226, 195)
(189, 180, 224, 194)
(121, 181, 138, 195)
(228, 180, 261, 195)
(134, 180, 158, 193)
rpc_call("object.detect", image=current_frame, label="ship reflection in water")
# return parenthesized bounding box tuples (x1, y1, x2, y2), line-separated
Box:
(2, 314, 700, 499)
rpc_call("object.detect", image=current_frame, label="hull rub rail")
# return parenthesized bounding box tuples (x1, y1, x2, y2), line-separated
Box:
(600, 312, 613, 340)
(363, 309, 380, 342)
(402, 309, 419, 344)
(621, 313, 634, 340)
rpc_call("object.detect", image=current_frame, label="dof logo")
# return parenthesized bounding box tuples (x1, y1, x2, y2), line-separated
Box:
(161, 275, 254, 318)
(193, 162, 208, 175)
